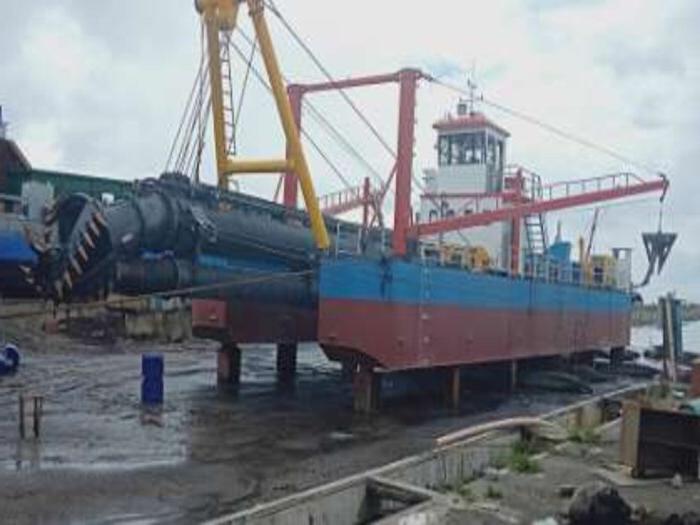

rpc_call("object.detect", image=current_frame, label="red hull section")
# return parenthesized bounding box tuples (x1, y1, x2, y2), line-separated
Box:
(192, 299, 317, 344)
(319, 298, 630, 370)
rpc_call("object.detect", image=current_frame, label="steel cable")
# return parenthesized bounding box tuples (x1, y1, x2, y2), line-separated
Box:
(165, 21, 209, 173)
(263, 0, 397, 160)
(257, 4, 429, 205)
(429, 77, 665, 177)
(226, 34, 354, 190)
(0, 269, 315, 322)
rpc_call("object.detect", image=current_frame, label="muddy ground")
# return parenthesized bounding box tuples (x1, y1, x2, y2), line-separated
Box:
(0, 306, 643, 524)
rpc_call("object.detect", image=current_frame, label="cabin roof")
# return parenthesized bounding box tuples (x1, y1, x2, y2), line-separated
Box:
(433, 112, 510, 137)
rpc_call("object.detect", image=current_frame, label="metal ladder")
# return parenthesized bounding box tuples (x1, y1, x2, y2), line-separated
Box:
(524, 213, 549, 256)
(219, 32, 237, 155)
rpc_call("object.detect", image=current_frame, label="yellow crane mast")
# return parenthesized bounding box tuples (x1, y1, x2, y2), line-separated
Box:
(195, 0, 330, 249)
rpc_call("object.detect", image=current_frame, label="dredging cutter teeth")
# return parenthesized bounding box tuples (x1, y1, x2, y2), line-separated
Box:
(25, 194, 109, 303)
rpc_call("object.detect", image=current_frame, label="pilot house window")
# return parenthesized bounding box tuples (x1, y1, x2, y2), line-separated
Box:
(438, 132, 486, 166)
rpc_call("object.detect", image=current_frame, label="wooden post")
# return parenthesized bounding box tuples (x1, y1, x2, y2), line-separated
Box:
(659, 294, 677, 383)
(18, 394, 43, 439)
(353, 366, 380, 414)
(448, 367, 461, 410)
(18, 394, 25, 439)
(276, 343, 297, 386)
(217, 343, 242, 389)
(341, 361, 355, 381)
(510, 360, 518, 392)
(666, 293, 678, 383)
(33, 396, 43, 438)
(691, 359, 700, 398)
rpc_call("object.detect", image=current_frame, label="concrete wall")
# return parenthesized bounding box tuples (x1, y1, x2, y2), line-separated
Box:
(204, 383, 651, 525)
(121, 297, 192, 342)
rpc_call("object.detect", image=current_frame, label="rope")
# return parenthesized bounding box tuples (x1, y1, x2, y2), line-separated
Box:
(657, 199, 665, 232)
(236, 19, 430, 217)
(175, 71, 210, 174)
(164, 20, 208, 173)
(195, 94, 213, 179)
(302, 101, 385, 186)
(233, 29, 364, 189)
(227, 34, 354, 190)
(263, 0, 437, 222)
(263, 1, 397, 160)
(234, 33, 257, 133)
(263, 0, 434, 212)
(193, 20, 209, 182)
(0, 269, 315, 322)
(430, 77, 664, 177)
(184, 91, 212, 180)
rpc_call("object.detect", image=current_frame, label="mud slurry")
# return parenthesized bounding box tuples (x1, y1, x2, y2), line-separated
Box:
(0, 313, 641, 524)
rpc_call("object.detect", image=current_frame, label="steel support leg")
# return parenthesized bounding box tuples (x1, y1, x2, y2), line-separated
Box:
(217, 343, 241, 389)
(353, 365, 380, 414)
(341, 361, 355, 381)
(610, 346, 625, 368)
(276, 343, 298, 385)
(691, 360, 700, 398)
(572, 351, 594, 367)
(510, 360, 518, 392)
(448, 367, 461, 410)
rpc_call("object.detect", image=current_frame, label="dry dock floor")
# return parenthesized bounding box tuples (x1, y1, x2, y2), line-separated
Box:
(0, 312, 643, 524)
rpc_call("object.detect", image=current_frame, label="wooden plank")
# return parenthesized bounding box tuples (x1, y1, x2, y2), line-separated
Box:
(620, 400, 641, 473)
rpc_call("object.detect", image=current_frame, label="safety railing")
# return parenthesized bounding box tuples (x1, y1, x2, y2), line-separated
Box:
(319, 186, 364, 216)
(417, 239, 624, 291)
(504, 164, 544, 202)
(447, 170, 645, 217)
(540, 172, 643, 201)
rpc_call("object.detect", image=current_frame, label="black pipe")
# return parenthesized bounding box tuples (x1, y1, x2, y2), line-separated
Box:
(35, 173, 390, 302)
(115, 258, 317, 307)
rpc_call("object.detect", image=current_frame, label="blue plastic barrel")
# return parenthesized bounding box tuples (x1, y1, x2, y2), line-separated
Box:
(0, 344, 20, 375)
(141, 353, 164, 405)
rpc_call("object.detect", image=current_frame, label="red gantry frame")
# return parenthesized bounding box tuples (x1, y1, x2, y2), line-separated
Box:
(282, 69, 424, 251)
(283, 70, 669, 261)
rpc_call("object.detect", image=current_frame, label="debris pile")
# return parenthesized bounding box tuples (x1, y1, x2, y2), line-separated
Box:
(568, 482, 631, 525)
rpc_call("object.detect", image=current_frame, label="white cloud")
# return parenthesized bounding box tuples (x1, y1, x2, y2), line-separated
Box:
(20, 6, 109, 109)
(17, 121, 63, 167)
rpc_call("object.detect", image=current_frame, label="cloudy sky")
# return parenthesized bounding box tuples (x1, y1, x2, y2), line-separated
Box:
(1, 0, 698, 301)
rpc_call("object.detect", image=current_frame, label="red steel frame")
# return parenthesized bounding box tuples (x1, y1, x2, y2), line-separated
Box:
(414, 169, 666, 275)
(284, 70, 668, 259)
(409, 177, 668, 238)
(393, 69, 421, 255)
(282, 69, 426, 255)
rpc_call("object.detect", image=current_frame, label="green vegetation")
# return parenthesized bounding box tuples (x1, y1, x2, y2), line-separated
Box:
(567, 426, 601, 445)
(456, 483, 475, 502)
(438, 477, 476, 501)
(509, 449, 540, 474)
(496, 440, 541, 474)
(490, 453, 508, 470)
